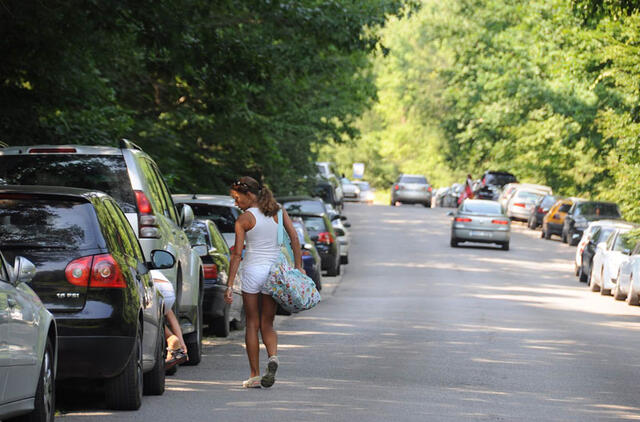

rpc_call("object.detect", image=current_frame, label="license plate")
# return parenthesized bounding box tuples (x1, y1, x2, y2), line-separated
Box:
(470, 231, 491, 237)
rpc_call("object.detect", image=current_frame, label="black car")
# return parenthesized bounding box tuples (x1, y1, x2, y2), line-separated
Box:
(291, 217, 322, 291)
(563, 201, 622, 246)
(527, 195, 557, 229)
(184, 219, 235, 337)
(0, 186, 175, 410)
(480, 171, 517, 200)
(313, 176, 343, 213)
(290, 213, 340, 276)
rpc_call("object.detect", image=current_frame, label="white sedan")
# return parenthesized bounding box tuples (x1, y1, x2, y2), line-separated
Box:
(590, 227, 634, 295)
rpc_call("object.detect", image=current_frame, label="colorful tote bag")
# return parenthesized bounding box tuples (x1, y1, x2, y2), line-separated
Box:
(265, 209, 321, 313)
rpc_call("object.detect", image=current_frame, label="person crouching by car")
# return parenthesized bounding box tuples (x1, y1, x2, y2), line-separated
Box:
(458, 174, 474, 205)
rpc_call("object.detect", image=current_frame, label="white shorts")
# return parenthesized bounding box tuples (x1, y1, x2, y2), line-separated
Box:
(150, 270, 175, 314)
(241, 264, 272, 295)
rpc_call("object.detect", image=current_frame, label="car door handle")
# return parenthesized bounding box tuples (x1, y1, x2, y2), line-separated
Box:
(7, 297, 16, 308)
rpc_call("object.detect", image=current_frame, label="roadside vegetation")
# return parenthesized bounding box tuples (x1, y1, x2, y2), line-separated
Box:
(324, 0, 640, 221)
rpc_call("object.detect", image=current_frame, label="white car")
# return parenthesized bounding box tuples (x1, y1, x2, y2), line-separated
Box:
(0, 253, 57, 422)
(612, 231, 640, 301)
(575, 220, 629, 280)
(590, 227, 634, 295)
(505, 188, 550, 221)
(353, 181, 375, 204)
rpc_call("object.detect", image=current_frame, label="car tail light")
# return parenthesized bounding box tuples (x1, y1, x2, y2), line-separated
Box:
(427, 186, 432, 192)
(492, 219, 509, 225)
(302, 250, 312, 256)
(455, 217, 472, 223)
(90, 254, 126, 288)
(394, 185, 400, 191)
(65, 254, 125, 288)
(203, 263, 218, 280)
(537, 207, 544, 213)
(135, 190, 159, 238)
(65, 256, 93, 286)
(28, 147, 77, 154)
(513, 203, 525, 208)
(318, 232, 334, 245)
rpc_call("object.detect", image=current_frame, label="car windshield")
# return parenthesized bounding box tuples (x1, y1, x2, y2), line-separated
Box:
(185, 203, 237, 233)
(515, 191, 542, 202)
(485, 173, 517, 186)
(400, 176, 428, 184)
(283, 200, 325, 215)
(577, 202, 621, 217)
(595, 227, 615, 243)
(541, 196, 557, 207)
(0, 197, 98, 249)
(300, 216, 326, 235)
(0, 155, 137, 213)
(558, 203, 572, 213)
(462, 201, 502, 215)
(355, 182, 371, 190)
(618, 229, 640, 253)
(184, 221, 210, 247)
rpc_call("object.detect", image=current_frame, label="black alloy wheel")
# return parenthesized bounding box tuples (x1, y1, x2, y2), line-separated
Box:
(450, 237, 459, 248)
(501, 242, 510, 251)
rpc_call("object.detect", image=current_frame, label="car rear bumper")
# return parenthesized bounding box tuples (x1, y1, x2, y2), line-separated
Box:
(452, 228, 510, 243)
(547, 222, 563, 235)
(508, 208, 532, 220)
(393, 191, 430, 203)
(57, 336, 135, 379)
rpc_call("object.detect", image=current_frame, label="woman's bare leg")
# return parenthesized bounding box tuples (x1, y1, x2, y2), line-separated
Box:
(243, 292, 261, 377)
(165, 309, 187, 352)
(259, 294, 278, 358)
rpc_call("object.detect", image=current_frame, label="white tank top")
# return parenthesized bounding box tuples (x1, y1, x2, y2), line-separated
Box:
(243, 207, 280, 267)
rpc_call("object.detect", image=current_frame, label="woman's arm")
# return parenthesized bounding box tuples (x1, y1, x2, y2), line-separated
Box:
(282, 208, 304, 271)
(224, 214, 252, 303)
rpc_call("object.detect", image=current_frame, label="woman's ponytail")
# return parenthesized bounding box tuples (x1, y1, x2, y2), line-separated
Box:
(257, 185, 280, 217)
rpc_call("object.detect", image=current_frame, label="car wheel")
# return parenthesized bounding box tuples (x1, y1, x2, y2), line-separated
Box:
(143, 319, 166, 396)
(613, 276, 625, 301)
(578, 263, 587, 283)
(501, 242, 510, 251)
(327, 255, 340, 276)
(184, 289, 203, 365)
(568, 230, 578, 246)
(390, 199, 395, 206)
(340, 255, 349, 265)
(105, 326, 143, 410)
(336, 260, 341, 275)
(561, 230, 567, 243)
(450, 237, 458, 248)
(14, 338, 55, 422)
(212, 304, 231, 338)
(589, 267, 600, 292)
(423, 201, 431, 208)
(627, 276, 638, 306)
(313, 271, 322, 291)
(230, 308, 246, 331)
(528, 218, 534, 230)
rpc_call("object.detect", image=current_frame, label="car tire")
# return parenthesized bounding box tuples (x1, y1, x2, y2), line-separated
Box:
(340, 255, 349, 265)
(230, 309, 246, 331)
(578, 263, 588, 282)
(613, 277, 625, 301)
(589, 267, 600, 292)
(327, 255, 340, 276)
(390, 200, 395, 206)
(568, 230, 578, 246)
(13, 338, 55, 422)
(423, 201, 430, 208)
(313, 271, 322, 291)
(184, 290, 203, 366)
(544, 227, 551, 240)
(165, 365, 178, 376)
(450, 237, 458, 248)
(105, 326, 143, 410)
(501, 242, 510, 251)
(212, 304, 230, 338)
(143, 320, 166, 396)
(627, 277, 638, 306)
(561, 230, 567, 243)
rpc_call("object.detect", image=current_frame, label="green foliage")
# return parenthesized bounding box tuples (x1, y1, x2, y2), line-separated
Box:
(0, 0, 410, 194)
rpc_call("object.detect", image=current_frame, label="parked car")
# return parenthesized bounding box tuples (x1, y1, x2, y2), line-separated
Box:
(390, 174, 432, 207)
(541, 198, 576, 240)
(292, 213, 341, 276)
(505, 187, 551, 221)
(185, 219, 244, 337)
(434, 187, 450, 207)
(443, 183, 463, 207)
(480, 170, 517, 192)
(527, 194, 557, 229)
(0, 251, 57, 422)
(498, 183, 520, 210)
(576, 220, 631, 283)
(341, 178, 361, 202)
(563, 200, 622, 246)
(278, 196, 350, 266)
(449, 199, 511, 250)
(620, 234, 640, 305)
(612, 230, 640, 300)
(0, 141, 205, 365)
(313, 175, 344, 213)
(589, 226, 635, 295)
(0, 186, 175, 409)
(352, 181, 375, 204)
(291, 217, 322, 290)
(316, 161, 340, 179)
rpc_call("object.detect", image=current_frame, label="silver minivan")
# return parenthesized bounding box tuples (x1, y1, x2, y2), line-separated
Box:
(0, 252, 57, 422)
(0, 140, 204, 364)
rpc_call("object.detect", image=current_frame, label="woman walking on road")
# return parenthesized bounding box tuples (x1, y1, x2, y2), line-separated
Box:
(224, 176, 304, 388)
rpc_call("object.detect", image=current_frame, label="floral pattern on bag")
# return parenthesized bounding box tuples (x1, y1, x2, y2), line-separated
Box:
(266, 253, 321, 313)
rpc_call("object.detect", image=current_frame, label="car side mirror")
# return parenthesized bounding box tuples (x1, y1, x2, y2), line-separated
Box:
(331, 214, 340, 221)
(13, 256, 36, 285)
(343, 221, 351, 228)
(447, 211, 454, 216)
(149, 250, 176, 269)
(572, 233, 581, 241)
(192, 244, 207, 257)
(334, 228, 346, 237)
(340, 215, 348, 221)
(180, 204, 194, 228)
(623, 248, 631, 255)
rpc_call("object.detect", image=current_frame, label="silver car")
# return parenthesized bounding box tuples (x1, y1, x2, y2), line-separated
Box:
(0, 253, 57, 422)
(341, 178, 361, 202)
(390, 174, 432, 207)
(450, 200, 511, 250)
(505, 188, 551, 221)
(0, 141, 204, 365)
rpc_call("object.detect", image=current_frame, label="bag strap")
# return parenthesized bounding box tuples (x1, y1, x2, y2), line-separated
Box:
(277, 208, 284, 246)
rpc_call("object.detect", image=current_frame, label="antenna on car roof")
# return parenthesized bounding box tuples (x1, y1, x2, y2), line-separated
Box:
(119, 138, 142, 151)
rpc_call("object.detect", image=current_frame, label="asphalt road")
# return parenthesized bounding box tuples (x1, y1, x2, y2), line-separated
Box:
(58, 203, 640, 421)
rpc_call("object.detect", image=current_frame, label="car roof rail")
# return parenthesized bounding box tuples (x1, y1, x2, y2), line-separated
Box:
(0, 141, 8, 148)
(119, 138, 143, 151)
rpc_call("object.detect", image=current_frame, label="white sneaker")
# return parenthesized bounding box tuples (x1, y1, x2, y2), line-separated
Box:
(260, 356, 279, 388)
